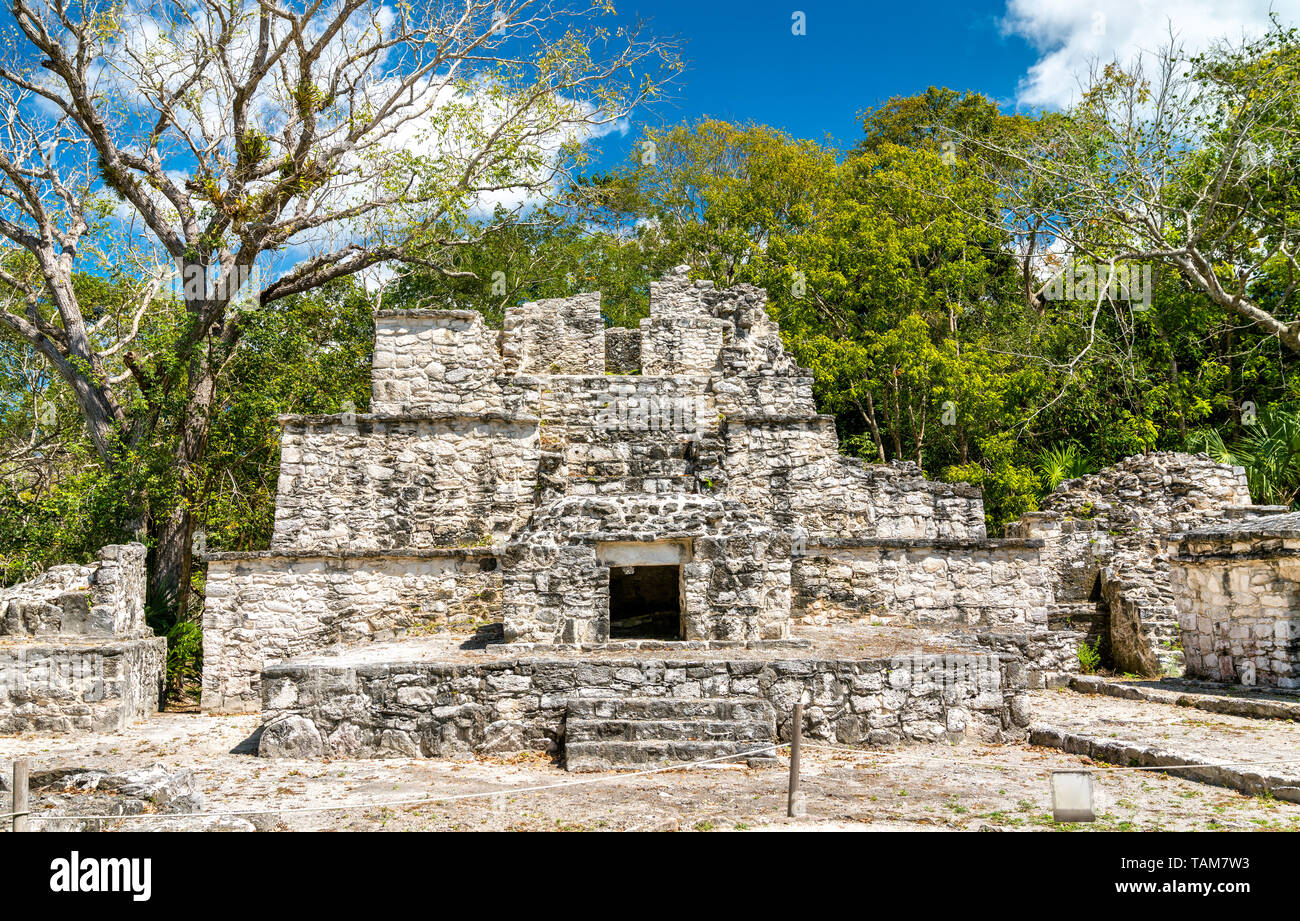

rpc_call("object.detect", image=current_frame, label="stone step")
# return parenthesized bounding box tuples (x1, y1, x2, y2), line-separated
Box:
(566, 718, 775, 744)
(1048, 601, 1106, 630)
(564, 696, 775, 723)
(563, 696, 778, 771)
(564, 740, 778, 773)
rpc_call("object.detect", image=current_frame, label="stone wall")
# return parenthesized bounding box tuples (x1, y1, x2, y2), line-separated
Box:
(0, 638, 165, 733)
(640, 316, 727, 375)
(201, 549, 500, 713)
(270, 414, 540, 550)
(604, 327, 642, 374)
(537, 375, 718, 498)
(970, 630, 1085, 690)
(502, 293, 605, 376)
(1, 543, 164, 733)
(1007, 452, 1268, 676)
(722, 416, 987, 540)
(370, 310, 505, 413)
(791, 538, 1051, 630)
(257, 651, 1030, 759)
(501, 494, 791, 644)
(1170, 514, 1300, 688)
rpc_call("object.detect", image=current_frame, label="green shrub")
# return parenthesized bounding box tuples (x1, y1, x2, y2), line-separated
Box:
(147, 608, 203, 700)
(1077, 638, 1101, 675)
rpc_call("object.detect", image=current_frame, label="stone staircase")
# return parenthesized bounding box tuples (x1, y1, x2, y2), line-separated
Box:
(563, 696, 778, 772)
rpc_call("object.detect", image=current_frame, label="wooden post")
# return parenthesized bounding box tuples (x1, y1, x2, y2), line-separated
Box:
(786, 703, 804, 818)
(13, 759, 29, 833)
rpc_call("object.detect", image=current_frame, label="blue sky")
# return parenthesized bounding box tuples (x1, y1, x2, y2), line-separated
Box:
(589, 0, 1037, 168)
(590, 0, 1300, 169)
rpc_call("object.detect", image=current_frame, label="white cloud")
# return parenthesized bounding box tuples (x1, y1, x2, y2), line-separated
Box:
(1002, 0, 1300, 109)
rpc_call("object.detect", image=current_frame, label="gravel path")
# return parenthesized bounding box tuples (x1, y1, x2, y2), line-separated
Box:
(1031, 687, 1300, 770)
(2, 706, 1298, 831)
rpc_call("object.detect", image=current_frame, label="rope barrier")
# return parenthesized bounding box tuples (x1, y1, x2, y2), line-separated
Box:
(796, 742, 1300, 774)
(7, 733, 1300, 827)
(7, 742, 1300, 825)
(1, 742, 787, 824)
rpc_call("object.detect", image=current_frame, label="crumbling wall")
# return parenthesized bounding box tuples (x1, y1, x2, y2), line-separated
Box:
(1008, 452, 1265, 676)
(1171, 514, 1300, 688)
(371, 310, 505, 413)
(640, 316, 727, 374)
(271, 414, 540, 550)
(200, 549, 501, 713)
(0, 543, 148, 638)
(502, 293, 605, 375)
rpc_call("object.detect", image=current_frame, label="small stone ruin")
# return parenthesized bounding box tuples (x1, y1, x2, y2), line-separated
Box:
(0, 543, 165, 733)
(1008, 453, 1284, 678)
(4, 268, 1289, 767)
(1171, 513, 1300, 688)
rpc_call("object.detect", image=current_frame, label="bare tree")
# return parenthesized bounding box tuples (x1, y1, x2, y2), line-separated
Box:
(966, 21, 1300, 350)
(0, 0, 677, 611)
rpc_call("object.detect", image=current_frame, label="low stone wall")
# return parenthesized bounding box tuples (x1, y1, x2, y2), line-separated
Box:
(0, 637, 165, 733)
(1171, 516, 1300, 688)
(201, 550, 501, 713)
(257, 651, 1030, 759)
(791, 538, 1051, 630)
(971, 631, 1083, 689)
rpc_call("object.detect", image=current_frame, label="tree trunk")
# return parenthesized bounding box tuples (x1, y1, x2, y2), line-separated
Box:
(856, 393, 887, 463)
(148, 329, 225, 618)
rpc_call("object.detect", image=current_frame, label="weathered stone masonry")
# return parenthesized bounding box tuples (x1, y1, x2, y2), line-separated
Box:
(1007, 452, 1280, 677)
(1171, 513, 1300, 688)
(203, 267, 1047, 722)
(202, 549, 499, 714)
(1, 544, 165, 733)
(258, 651, 1030, 760)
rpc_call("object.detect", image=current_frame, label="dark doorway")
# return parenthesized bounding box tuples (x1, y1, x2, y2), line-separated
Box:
(608, 565, 682, 639)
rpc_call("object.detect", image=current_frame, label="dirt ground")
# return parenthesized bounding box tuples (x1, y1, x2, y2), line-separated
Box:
(3, 688, 1299, 831)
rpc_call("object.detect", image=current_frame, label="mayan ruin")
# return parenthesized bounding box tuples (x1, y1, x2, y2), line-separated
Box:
(121, 267, 1277, 769)
(4, 2, 1300, 881)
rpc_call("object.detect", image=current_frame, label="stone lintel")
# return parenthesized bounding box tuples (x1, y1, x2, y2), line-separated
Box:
(595, 540, 691, 566)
